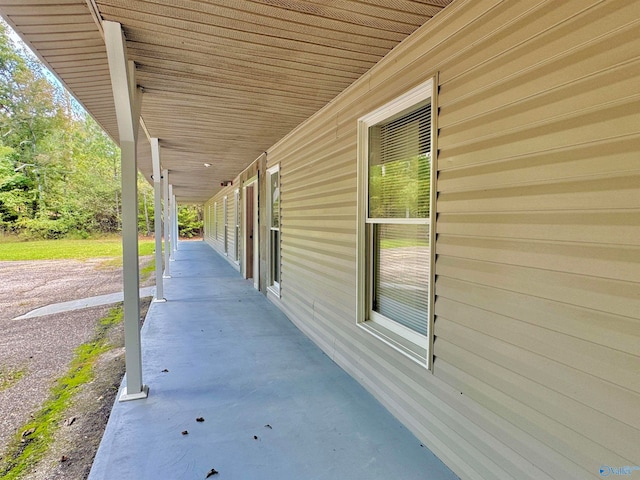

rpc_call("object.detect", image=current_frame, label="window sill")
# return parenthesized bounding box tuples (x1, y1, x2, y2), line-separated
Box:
(358, 320, 428, 368)
(267, 285, 280, 298)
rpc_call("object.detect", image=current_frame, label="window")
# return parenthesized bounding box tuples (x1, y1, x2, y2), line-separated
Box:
(214, 202, 218, 239)
(223, 196, 228, 255)
(234, 190, 240, 262)
(207, 205, 212, 239)
(267, 165, 281, 294)
(357, 79, 436, 367)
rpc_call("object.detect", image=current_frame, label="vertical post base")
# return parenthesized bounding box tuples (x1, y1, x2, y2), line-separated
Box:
(119, 384, 149, 402)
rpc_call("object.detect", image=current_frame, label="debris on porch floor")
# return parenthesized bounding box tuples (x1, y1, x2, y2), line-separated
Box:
(89, 241, 458, 480)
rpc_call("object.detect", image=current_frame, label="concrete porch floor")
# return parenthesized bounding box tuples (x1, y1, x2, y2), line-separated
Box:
(89, 241, 458, 480)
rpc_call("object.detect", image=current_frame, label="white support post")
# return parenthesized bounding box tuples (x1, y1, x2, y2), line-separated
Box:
(162, 169, 171, 277)
(150, 138, 165, 302)
(104, 20, 148, 402)
(173, 194, 179, 251)
(169, 185, 175, 261)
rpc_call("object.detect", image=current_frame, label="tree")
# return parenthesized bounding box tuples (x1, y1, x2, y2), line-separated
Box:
(178, 205, 203, 238)
(0, 21, 124, 238)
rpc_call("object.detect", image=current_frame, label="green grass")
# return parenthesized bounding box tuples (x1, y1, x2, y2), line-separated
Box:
(140, 260, 156, 283)
(0, 305, 124, 480)
(0, 237, 156, 261)
(0, 366, 26, 392)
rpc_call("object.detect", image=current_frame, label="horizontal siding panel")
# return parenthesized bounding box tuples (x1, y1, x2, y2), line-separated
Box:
(284, 202, 356, 217)
(439, 93, 640, 154)
(284, 214, 355, 230)
(437, 235, 640, 282)
(268, 113, 338, 161)
(436, 296, 640, 392)
(437, 211, 640, 246)
(438, 174, 640, 213)
(437, 135, 640, 192)
(284, 223, 353, 238)
(283, 147, 354, 187)
(282, 271, 354, 324)
(436, 318, 640, 435)
(440, 33, 640, 131)
(304, 291, 355, 325)
(433, 1, 608, 94)
(284, 172, 356, 201)
(438, 339, 640, 473)
(440, 3, 639, 108)
(438, 98, 640, 169)
(437, 256, 639, 320)
(284, 238, 355, 268)
(440, 57, 640, 141)
(281, 190, 356, 211)
(436, 276, 640, 357)
(435, 359, 618, 480)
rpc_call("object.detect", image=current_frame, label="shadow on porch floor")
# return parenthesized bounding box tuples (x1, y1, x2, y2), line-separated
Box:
(89, 241, 458, 480)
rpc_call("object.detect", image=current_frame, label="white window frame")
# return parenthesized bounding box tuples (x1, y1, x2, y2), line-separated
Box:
(356, 78, 437, 369)
(223, 195, 228, 255)
(234, 189, 240, 263)
(214, 201, 218, 240)
(267, 164, 281, 296)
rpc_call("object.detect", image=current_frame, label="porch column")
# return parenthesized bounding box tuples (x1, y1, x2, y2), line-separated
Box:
(173, 193, 179, 251)
(162, 169, 171, 277)
(104, 20, 148, 401)
(169, 184, 175, 261)
(150, 138, 166, 302)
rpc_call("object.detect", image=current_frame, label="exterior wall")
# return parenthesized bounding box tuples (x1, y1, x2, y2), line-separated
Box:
(204, 161, 261, 272)
(204, 1, 640, 478)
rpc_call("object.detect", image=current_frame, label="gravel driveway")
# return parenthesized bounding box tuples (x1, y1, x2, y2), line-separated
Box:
(0, 258, 149, 458)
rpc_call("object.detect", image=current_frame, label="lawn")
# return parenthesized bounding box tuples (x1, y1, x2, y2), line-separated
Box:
(0, 237, 156, 261)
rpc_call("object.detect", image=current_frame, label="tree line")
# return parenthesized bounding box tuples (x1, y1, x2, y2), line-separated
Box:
(0, 22, 202, 240)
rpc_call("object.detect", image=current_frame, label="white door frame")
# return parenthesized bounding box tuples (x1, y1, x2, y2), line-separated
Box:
(243, 176, 259, 289)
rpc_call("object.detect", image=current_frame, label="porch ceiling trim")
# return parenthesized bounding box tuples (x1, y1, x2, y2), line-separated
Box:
(0, 0, 453, 202)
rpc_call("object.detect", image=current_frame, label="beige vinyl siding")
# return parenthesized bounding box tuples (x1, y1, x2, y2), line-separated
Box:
(256, 0, 640, 479)
(204, 185, 240, 270)
(205, 163, 261, 270)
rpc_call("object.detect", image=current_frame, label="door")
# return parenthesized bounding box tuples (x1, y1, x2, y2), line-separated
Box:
(245, 184, 254, 280)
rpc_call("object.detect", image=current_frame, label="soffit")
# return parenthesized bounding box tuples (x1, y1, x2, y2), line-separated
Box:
(0, 0, 452, 202)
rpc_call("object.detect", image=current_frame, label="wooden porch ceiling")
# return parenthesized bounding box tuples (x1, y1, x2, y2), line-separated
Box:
(0, 0, 452, 202)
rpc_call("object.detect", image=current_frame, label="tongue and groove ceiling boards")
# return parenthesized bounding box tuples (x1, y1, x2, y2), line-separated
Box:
(0, 0, 453, 202)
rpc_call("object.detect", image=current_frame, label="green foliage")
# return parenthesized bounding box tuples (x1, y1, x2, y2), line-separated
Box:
(178, 204, 203, 238)
(137, 176, 154, 236)
(0, 237, 156, 261)
(368, 154, 430, 219)
(0, 23, 204, 241)
(0, 21, 123, 239)
(0, 306, 123, 479)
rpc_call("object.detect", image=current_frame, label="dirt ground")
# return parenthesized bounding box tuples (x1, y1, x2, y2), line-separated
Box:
(0, 257, 153, 479)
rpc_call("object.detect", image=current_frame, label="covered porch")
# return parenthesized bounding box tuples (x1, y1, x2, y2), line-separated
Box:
(89, 240, 457, 480)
